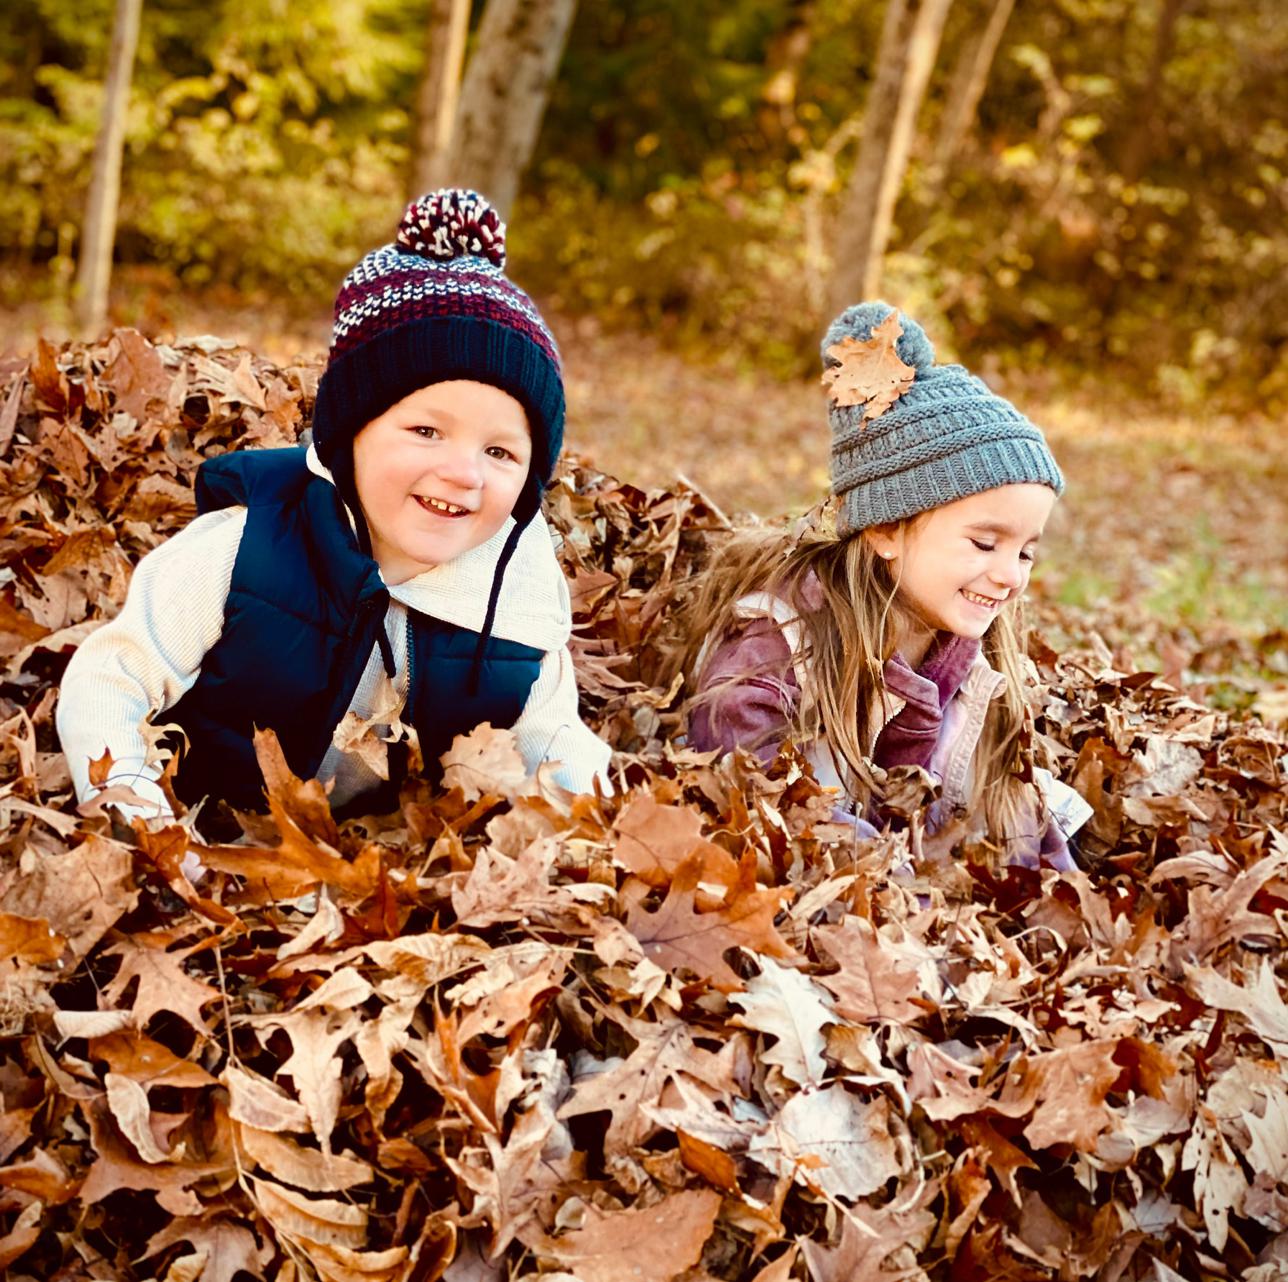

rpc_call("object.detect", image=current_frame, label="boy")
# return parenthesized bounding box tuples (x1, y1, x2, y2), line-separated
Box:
(57, 189, 611, 820)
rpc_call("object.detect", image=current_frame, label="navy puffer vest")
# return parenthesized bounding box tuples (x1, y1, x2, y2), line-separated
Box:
(167, 447, 542, 811)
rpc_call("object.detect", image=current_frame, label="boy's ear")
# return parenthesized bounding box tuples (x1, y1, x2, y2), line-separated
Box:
(862, 524, 901, 560)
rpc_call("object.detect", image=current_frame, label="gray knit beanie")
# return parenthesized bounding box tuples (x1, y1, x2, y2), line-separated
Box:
(823, 301, 1064, 535)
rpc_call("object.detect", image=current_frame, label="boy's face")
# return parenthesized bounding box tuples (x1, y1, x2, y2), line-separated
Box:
(352, 380, 532, 584)
(866, 483, 1056, 645)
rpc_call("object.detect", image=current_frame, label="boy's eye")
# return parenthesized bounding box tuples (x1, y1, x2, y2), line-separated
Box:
(486, 445, 516, 461)
(411, 425, 439, 439)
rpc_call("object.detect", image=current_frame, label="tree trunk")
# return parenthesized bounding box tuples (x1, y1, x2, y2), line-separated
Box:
(443, 0, 579, 220)
(929, 0, 1016, 184)
(829, 0, 954, 313)
(74, 0, 143, 336)
(408, 0, 471, 199)
(1120, 0, 1185, 184)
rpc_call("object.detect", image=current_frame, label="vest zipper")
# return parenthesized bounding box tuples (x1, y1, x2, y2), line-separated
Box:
(404, 611, 414, 702)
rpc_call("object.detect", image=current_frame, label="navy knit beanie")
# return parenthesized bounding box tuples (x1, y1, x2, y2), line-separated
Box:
(312, 188, 564, 531)
(823, 301, 1064, 535)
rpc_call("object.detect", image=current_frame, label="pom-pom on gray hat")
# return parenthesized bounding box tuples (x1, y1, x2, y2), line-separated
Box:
(822, 301, 1064, 535)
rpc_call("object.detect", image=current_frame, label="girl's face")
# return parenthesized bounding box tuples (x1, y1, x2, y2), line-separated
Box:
(352, 380, 531, 584)
(866, 484, 1056, 653)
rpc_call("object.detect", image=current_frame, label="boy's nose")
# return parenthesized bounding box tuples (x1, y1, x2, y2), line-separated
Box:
(436, 449, 483, 491)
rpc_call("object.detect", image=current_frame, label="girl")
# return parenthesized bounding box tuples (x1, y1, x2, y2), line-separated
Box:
(683, 302, 1090, 867)
(57, 189, 610, 824)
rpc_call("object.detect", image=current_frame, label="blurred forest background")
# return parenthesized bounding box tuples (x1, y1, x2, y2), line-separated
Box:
(3, 0, 1286, 396)
(0, 0, 1285, 678)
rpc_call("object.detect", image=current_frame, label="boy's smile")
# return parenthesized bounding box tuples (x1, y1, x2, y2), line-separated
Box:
(352, 380, 532, 584)
(416, 496, 472, 517)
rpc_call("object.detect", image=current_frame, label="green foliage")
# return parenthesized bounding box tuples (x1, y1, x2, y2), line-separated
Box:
(904, 0, 1288, 407)
(0, 0, 421, 293)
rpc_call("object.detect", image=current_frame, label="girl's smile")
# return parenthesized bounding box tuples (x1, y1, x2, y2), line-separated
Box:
(960, 588, 1007, 610)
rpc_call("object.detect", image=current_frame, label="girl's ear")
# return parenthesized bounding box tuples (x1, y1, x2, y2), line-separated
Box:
(862, 524, 901, 561)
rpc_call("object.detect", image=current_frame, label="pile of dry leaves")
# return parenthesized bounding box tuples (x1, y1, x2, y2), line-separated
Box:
(1, 333, 1286, 1282)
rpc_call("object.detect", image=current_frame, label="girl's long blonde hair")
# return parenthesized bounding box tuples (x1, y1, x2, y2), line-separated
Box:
(675, 516, 1035, 842)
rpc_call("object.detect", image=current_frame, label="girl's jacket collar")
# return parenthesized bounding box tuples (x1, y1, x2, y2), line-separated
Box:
(723, 589, 1092, 845)
(305, 444, 572, 652)
(725, 589, 1003, 797)
(725, 591, 1005, 724)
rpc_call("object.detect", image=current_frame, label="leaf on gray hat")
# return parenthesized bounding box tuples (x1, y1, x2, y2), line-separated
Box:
(821, 313, 916, 421)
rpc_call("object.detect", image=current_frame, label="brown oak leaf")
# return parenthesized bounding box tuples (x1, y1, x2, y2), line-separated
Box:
(534, 1187, 721, 1282)
(141, 1217, 271, 1282)
(2, 835, 137, 959)
(821, 313, 916, 420)
(101, 929, 220, 1033)
(449, 1054, 579, 1259)
(612, 793, 739, 891)
(558, 1011, 743, 1155)
(102, 329, 171, 426)
(441, 721, 529, 801)
(247, 1007, 363, 1153)
(0, 911, 65, 964)
(1021, 1038, 1123, 1151)
(624, 853, 795, 991)
(814, 917, 925, 1024)
(748, 1087, 903, 1200)
(798, 1175, 940, 1279)
(728, 956, 834, 1087)
(79, 1097, 232, 1217)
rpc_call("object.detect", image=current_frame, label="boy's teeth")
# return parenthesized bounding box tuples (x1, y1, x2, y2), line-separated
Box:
(423, 497, 465, 515)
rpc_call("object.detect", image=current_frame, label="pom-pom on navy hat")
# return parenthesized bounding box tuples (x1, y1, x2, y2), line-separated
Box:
(312, 188, 564, 530)
(822, 301, 1064, 535)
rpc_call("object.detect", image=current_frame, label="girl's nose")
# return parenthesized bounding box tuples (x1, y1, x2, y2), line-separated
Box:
(990, 556, 1026, 590)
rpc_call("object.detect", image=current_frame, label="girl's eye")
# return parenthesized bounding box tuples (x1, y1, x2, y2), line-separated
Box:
(970, 539, 995, 552)
(1020, 549, 1036, 564)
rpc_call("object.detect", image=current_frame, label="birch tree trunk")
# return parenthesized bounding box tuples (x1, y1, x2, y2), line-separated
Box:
(408, 0, 471, 199)
(929, 0, 1016, 184)
(828, 0, 953, 312)
(74, 0, 143, 336)
(444, 0, 579, 220)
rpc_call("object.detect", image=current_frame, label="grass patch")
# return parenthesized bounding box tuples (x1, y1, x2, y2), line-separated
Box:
(1142, 526, 1288, 634)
